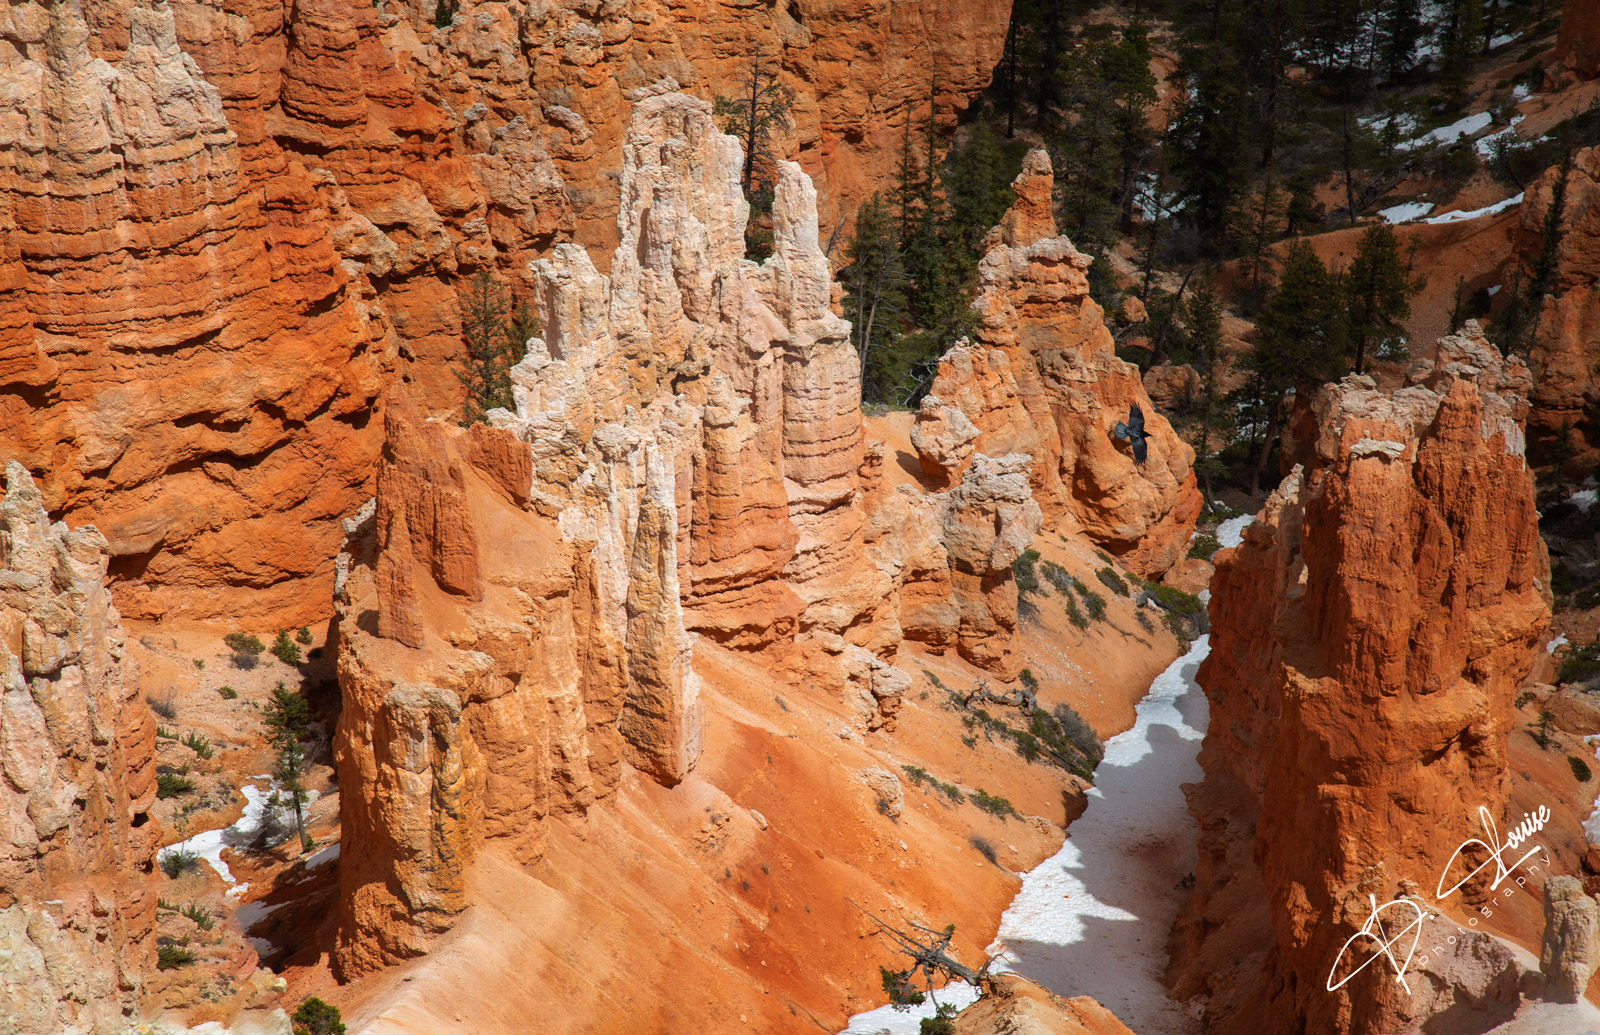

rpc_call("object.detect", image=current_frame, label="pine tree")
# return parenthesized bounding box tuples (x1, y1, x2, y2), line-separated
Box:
(841, 195, 910, 403)
(1380, 0, 1424, 81)
(454, 273, 518, 425)
(262, 683, 313, 852)
(1187, 276, 1231, 499)
(1439, 0, 1484, 108)
(1243, 241, 1347, 492)
(1345, 222, 1423, 373)
(714, 55, 793, 198)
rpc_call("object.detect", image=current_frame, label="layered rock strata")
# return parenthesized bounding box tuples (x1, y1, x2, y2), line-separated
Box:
(912, 150, 1201, 578)
(333, 86, 1044, 974)
(0, 463, 158, 1034)
(1522, 146, 1600, 468)
(0, 0, 394, 626)
(2, 0, 1007, 627)
(1169, 329, 1551, 1034)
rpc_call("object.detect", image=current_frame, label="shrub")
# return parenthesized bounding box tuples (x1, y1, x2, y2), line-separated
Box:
(920, 1004, 959, 1035)
(147, 691, 177, 720)
(223, 632, 265, 656)
(880, 965, 926, 1008)
(271, 630, 302, 666)
(1187, 534, 1220, 561)
(159, 845, 198, 879)
(218, 685, 238, 700)
(156, 771, 195, 799)
(969, 788, 1020, 820)
(192, 658, 205, 670)
(1078, 586, 1107, 621)
(901, 765, 963, 805)
(1017, 669, 1039, 696)
(1062, 591, 1088, 629)
(232, 651, 259, 671)
(1571, 755, 1594, 783)
(181, 902, 215, 931)
(1052, 703, 1102, 764)
(157, 944, 197, 970)
(969, 834, 999, 864)
(1561, 643, 1600, 685)
(181, 732, 214, 760)
(1095, 566, 1129, 597)
(1012, 549, 1043, 596)
(155, 725, 177, 740)
(296, 626, 314, 646)
(292, 997, 347, 1035)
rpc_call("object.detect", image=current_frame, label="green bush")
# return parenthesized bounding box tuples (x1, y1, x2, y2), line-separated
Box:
(271, 630, 302, 666)
(920, 1004, 959, 1035)
(181, 732, 214, 760)
(901, 765, 964, 805)
(969, 788, 1020, 820)
(1571, 755, 1594, 783)
(156, 771, 195, 799)
(218, 685, 238, 700)
(1078, 586, 1107, 621)
(1062, 591, 1088, 630)
(1095, 566, 1129, 597)
(1560, 643, 1600, 685)
(296, 626, 314, 646)
(159, 845, 198, 879)
(1012, 549, 1043, 595)
(223, 632, 265, 656)
(157, 944, 197, 970)
(292, 997, 347, 1035)
(1187, 534, 1220, 561)
(181, 902, 215, 931)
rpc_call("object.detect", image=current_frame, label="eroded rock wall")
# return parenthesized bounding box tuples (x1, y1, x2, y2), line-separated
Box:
(1523, 147, 1600, 468)
(913, 150, 1201, 578)
(1559, 0, 1600, 81)
(335, 87, 1045, 972)
(2, 0, 1006, 629)
(1168, 329, 1551, 1034)
(0, 462, 158, 1034)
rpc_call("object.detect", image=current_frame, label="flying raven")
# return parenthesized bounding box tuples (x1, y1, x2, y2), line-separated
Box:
(1112, 404, 1149, 464)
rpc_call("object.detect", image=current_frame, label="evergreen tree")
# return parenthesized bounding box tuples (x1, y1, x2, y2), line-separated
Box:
(1242, 241, 1346, 491)
(714, 55, 793, 198)
(1187, 275, 1231, 499)
(1438, 0, 1484, 108)
(1380, 0, 1425, 81)
(453, 273, 530, 426)
(1345, 222, 1423, 372)
(1170, 45, 1252, 238)
(262, 683, 313, 852)
(841, 195, 910, 403)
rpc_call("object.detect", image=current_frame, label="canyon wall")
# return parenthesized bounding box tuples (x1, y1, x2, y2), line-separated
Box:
(1559, 0, 1600, 81)
(1169, 327, 1551, 1034)
(1523, 146, 1600, 469)
(912, 150, 1201, 577)
(0, 0, 1008, 629)
(0, 462, 159, 1034)
(333, 87, 1046, 974)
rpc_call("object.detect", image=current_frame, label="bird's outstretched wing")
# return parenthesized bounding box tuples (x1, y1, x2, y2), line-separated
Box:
(1131, 435, 1148, 464)
(1128, 404, 1145, 435)
(1113, 421, 1130, 441)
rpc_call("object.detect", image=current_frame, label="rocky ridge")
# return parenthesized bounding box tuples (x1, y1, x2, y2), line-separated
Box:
(1169, 326, 1555, 1034)
(912, 150, 1201, 578)
(331, 84, 1056, 975)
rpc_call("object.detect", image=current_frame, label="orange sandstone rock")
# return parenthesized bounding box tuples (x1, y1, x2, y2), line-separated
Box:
(1169, 332, 1551, 1035)
(914, 150, 1201, 578)
(1559, 0, 1600, 81)
(0, 463, 159, 1034)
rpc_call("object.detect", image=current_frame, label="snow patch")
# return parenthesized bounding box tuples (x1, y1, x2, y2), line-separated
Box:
(1548, 634, 1570, 655)
(1397, 111, 1494, 152)
(839, 982, 982, 1034)
(1216, 514, 1256, 549)
(1572, 489, 1598, 513)
(157, 784, 320, 886)
(1379, 202, 1435, 224)
(1584, 736, 1600, 844)
(1475, 116, 1526, 156)
(986, 639, 1212, 1032)
(1424, 193, 1524, 225)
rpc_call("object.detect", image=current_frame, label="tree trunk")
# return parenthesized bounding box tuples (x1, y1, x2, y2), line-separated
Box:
(1249, 392, 1285, 496)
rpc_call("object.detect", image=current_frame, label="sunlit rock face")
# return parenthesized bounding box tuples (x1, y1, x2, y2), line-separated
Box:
(1169, 330, 1551, 1035)
(913, 149, 1201, 579)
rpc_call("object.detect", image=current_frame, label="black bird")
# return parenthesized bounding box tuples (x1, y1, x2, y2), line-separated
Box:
(1112, 404, 1149, 464)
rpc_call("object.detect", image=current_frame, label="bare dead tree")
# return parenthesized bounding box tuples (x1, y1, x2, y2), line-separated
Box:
(854, 903, 1002, 1008)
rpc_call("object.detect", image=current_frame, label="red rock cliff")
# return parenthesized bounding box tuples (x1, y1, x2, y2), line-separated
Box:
(0, 462, 159, 1033)
(1169, 329, 1551, 1034)
(913, 150, 1201, 578)
(333, 87, 1044, 974)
